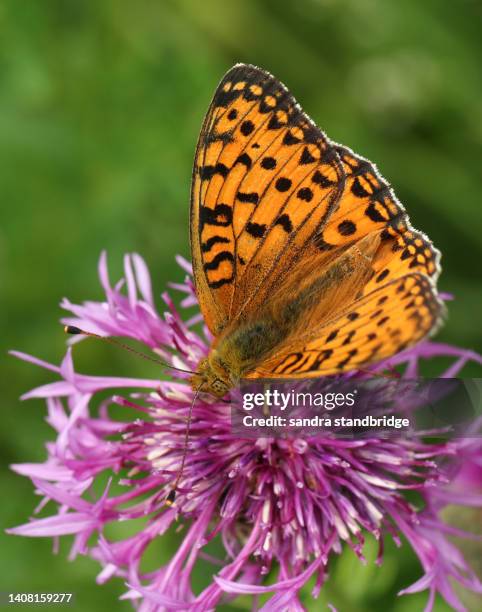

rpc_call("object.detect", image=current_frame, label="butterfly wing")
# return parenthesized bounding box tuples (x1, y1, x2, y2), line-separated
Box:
(314, 144, 441, 291)
(247, 273, 444, 378)
(190, 64, 345, 335)
(191, 64, 444, 378)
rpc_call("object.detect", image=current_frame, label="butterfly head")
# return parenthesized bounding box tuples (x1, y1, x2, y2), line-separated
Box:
(190, 355, 232, 398)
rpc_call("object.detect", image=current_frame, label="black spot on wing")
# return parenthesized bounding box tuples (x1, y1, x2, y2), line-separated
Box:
(267, 115, 285, 130)
(208, 276, 234, 289)
(214, 88, 242, 108)
(312, 170, 335, 187)
(235, 153, 252, 169)
(338, 220, 356, 236)
(246, 222, 267, 238)
(365, 203, 387, 223)
(351, 177, 370, 198)
(201, 236, 230, 253)
(203, 250, 235, 271)
(275, 214, 293, 233)
(199, 163, 229, 180)
(297, 187, 313, 202)
(259, 98, 276, 114)
(275, 177, 292, 192)
(237, 192, 259, 204)
(376, 269, 389, 283)
(283, 130, 302, 145)
(261, 156, 277, 170)
(200, 204, 233, 228)
(204, 130, 234, 146)
(326, 329, 339, 342)
(299, 147, 316, 165)
(240, 120, 255, 136)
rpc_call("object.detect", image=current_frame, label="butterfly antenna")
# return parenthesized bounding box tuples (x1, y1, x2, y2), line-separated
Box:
(165, 384, 204, 507)
(64, 325, 196, 375)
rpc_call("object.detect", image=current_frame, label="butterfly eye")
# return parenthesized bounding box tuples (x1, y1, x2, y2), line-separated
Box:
(212, 379, 228, 396)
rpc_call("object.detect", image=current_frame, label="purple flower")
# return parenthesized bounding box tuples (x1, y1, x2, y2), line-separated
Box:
(8, 252, 482, 611)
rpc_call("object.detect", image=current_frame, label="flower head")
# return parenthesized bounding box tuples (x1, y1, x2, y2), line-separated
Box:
(8, 252, 482, 610)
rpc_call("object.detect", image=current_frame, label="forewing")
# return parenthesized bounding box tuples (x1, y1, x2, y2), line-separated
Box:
(190, 63, 345, 334)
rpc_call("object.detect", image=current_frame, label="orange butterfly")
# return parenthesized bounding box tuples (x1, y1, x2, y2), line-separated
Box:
(189, 64, 444, 398)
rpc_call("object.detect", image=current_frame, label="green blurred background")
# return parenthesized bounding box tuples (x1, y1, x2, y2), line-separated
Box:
(1, 1, 481, 610)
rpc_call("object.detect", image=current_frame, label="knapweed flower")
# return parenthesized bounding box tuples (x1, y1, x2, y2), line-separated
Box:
(8, 252, 482, 611)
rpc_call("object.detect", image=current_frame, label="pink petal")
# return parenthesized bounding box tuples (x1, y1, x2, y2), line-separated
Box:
(98, 250, 111, 294)
(60, 348, 75, 382)
(132, 253, 154, 306)
(7, 513, 95, 537)
(21, 381, 75, 399)
(175, 254, 193, 275)
(123, 254, 137, 309)
(10, 463, 73, 481)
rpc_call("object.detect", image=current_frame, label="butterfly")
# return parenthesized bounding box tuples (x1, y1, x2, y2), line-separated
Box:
(189, 64, 444, 398)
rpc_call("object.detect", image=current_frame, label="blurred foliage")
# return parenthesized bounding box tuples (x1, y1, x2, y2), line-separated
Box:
(1, 0, 481, 610)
